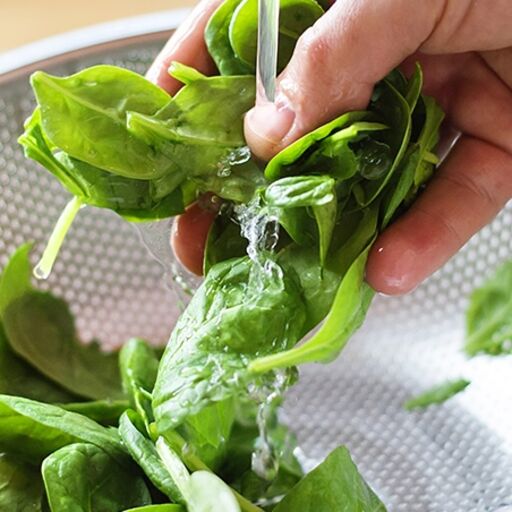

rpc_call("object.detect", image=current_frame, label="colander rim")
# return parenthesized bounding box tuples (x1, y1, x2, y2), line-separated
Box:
(0, 8, 188, 81)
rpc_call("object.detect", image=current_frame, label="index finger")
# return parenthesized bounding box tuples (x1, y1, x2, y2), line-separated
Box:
(146, 0, 222, 93)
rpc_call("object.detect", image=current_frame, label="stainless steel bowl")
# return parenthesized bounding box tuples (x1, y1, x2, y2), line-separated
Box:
(1, 14, 511, 511)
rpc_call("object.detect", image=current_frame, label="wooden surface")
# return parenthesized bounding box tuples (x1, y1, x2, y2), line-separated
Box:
(0, 0, 196, 52)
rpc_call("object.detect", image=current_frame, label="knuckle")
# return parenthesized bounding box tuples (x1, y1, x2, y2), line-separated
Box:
(295, 26, 335, 73)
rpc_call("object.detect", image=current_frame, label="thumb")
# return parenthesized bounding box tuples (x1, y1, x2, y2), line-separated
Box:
(244, 0, 443, 161)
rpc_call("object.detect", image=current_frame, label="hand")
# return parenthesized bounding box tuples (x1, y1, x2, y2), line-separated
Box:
(148, 0, 512, 294)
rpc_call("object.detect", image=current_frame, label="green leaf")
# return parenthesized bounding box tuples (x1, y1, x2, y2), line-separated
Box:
(129, 75, 254, 146)
(192, 159, 265, 203)
(0, 244, 124, 400)
(19, 110, 184, 221)
(0, 453, 46, 511)
(265, 176, 337, 264)
(313, 196, 337, 265)
(354, 79, 412, 207)
(60, 399, 129, 426)
(250, 246, 375, 372)
(178, 399, 236, 469)
(123, 506, 184, 512)
(265, 176, 336, 207)
(404, 379, 471, 410)
(0, 322, 77, 403)
(0, 395, 126, 463)
(156, 438, 242, 512)
(264, 112, 371, 181)
(465, 259, 512, 356)
(204, 213, 248, 274)
(169, 61, 207, 84)
(274, 446, 387, 511)
(205, 0, 255, 75)
(229, 0, 324, 73)
(31, 66, 173, 180)
(120, 338, 159, 428)
(119, 411, 185, 504)
(152, 257, 306, 433)
(220, 399, 303, 503)
(42, 443, 151, 512)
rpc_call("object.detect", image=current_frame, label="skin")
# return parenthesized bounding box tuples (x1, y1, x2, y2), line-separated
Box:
(148, 0, 512, 292)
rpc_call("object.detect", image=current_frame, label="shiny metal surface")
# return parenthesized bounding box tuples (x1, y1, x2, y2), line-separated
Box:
(0, 20, 511, 512)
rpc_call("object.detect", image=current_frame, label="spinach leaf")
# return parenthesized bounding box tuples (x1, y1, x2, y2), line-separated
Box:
(0, 244, 124, 400)
(220, 399, 302, 504)
(265, 176, 337, 264)
(0, 322, 77, 403)
(228, 0, 324, 73)
(0, 453, 45, 511)
(264, 112, 372, 181)
(156, 438, 242, 512)
(168, 61, 207, 85)
(381, 75, 444, 226)
(60, 399, 129, 426)
(19, 110, 184, 222)
(404, 379, 471, 411)
(204, 213, 248, 274)
(265, 176, 335, 207)
(42, 443, 151, 512)
(123, 506, 184, 512)
(353, 79, 412, 207)
(465, 259, 512, 356)
(192, 159, 265, 204)
(119, 410, 185, 504)
(152, 257, 306, 434)
(120, 338, 159, 430)
(250, 246, 374, 372)
(177, 399, 236, 470)
(127, 74, 256, 200)
(119, 338, 158, 394)
(31, 66, 172, 180)
(205, 0, 254, 75)
(274, 446, 386, 512)
(0, 394, 125, 463)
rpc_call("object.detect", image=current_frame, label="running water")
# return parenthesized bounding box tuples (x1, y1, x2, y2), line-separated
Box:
(249, 370, 289, 481)
(235, 196, 279, 269)
(137, 165, 296, 483)
(234, 200, 294, 483)
(135, 219, 199, 308)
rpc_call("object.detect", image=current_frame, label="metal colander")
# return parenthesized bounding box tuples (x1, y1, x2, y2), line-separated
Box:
(1, 16, 511, 512)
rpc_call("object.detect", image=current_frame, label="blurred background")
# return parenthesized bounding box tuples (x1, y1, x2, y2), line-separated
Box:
(0, 0, 196, 52)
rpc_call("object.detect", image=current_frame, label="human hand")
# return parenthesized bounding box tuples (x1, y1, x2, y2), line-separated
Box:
(148, 0, 512, 293)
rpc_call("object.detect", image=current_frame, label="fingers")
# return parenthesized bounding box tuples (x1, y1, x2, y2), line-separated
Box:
(171, 197, 219, 276)
(245, 0, 444, 160)
(146, 0, 222, 94)
(366, 136, 512, 294)
(245, 0, 512, 162)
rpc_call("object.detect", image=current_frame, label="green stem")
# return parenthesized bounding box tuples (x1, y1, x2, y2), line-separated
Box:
(34, 196, 83, 280)
(465, 307, 510, 356)
(164, 431, 264, 512)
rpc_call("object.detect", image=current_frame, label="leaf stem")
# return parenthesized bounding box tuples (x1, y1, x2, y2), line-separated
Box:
(164, 431, 264, 512)
(34, 196, 83, 280)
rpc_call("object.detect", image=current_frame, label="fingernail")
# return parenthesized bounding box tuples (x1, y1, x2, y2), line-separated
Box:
(246, 102, 295, 145)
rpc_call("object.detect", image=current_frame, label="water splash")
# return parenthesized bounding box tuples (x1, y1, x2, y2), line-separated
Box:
(134, 219, 199, 308)
(235, 197, 279, 268)
(217, 146, 252, 177)
(249, 370, 290, 481)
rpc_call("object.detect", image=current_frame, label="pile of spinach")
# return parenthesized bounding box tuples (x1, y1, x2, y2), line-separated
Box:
(0, 244, 385, 511)
(11, 0, 446, 508)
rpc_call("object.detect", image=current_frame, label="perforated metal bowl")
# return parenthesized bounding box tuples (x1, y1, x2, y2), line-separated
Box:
(1, 15, 511, 512)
